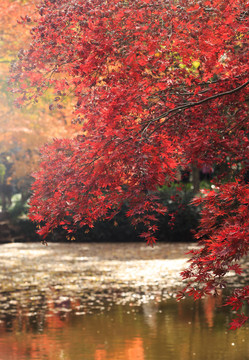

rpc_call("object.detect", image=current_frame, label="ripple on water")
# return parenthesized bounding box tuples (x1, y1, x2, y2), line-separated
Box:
(0, 243, 191, 318)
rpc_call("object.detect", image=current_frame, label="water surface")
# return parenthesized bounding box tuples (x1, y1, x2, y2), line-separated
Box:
(0, 242, 248, 360)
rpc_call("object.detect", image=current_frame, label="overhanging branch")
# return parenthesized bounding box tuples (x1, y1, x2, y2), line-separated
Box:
(144, 79, 249, 132)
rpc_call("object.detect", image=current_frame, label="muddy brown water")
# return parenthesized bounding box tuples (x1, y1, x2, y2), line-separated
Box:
(0, 242, 249, 360)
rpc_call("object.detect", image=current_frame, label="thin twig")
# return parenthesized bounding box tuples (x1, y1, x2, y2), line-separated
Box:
(145, 79, 249, 131)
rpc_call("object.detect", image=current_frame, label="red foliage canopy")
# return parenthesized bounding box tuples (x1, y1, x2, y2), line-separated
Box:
(11, 0, 249, 327)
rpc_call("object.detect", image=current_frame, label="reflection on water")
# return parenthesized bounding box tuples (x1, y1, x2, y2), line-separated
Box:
(0, 243, 248, 360)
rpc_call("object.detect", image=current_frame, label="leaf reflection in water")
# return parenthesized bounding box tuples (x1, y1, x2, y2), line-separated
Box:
(0, 243, 248, 360)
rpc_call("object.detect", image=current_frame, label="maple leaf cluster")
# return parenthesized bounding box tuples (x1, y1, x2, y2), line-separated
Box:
(11, 0, 249, 327)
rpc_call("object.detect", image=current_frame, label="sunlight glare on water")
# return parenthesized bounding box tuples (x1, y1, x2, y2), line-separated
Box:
(0, 242, 248, 360)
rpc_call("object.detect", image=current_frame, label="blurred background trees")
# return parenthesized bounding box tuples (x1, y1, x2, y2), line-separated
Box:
(0, 0, 79, 239)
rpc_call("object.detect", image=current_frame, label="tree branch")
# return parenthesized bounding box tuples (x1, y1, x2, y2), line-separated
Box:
(145, 79, 249, 131)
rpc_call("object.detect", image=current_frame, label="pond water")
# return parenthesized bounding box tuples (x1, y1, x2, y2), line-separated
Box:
(0, 242, 249, 360)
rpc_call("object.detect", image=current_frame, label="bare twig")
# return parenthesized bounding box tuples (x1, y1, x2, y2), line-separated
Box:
(145, 79, 249, 131)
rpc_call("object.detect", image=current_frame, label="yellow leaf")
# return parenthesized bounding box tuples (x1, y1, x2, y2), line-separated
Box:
(192, 61, 200, 69)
